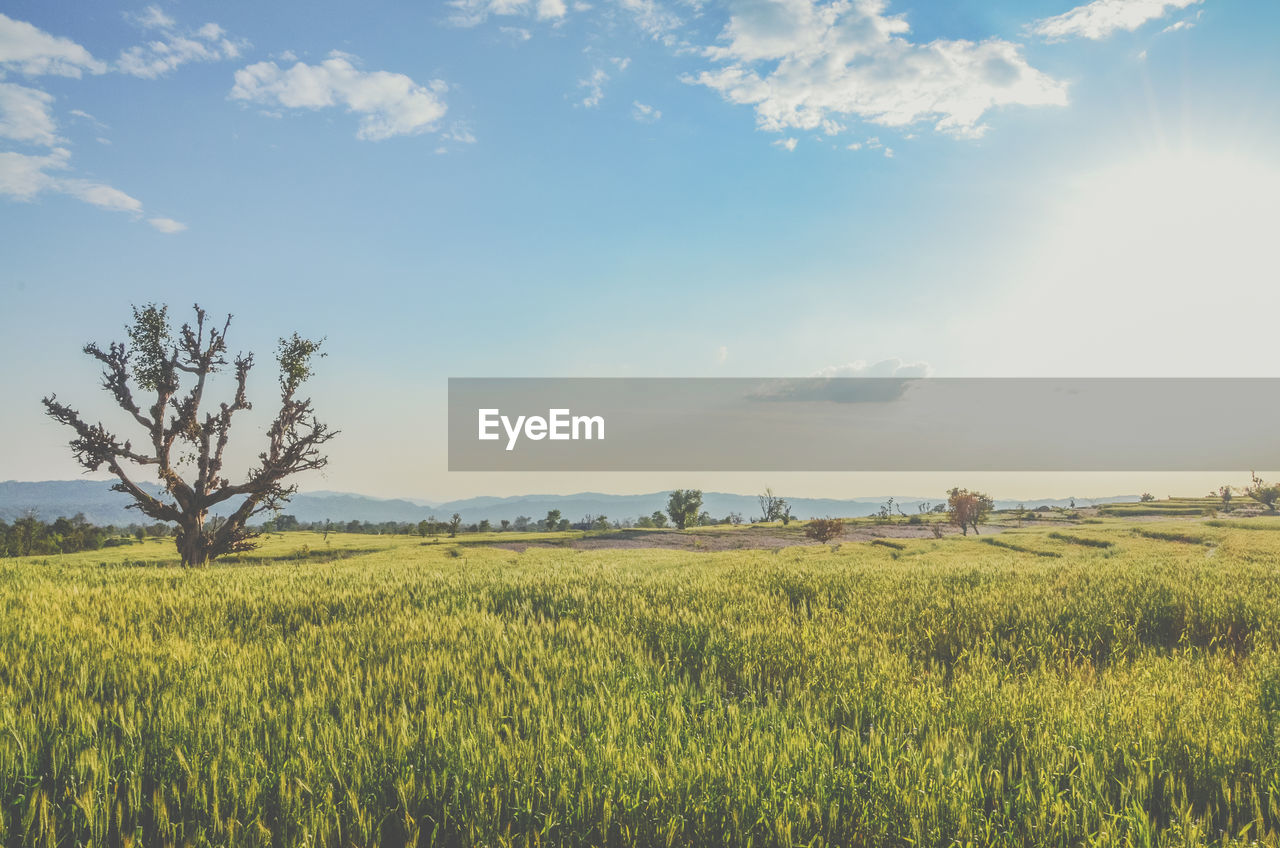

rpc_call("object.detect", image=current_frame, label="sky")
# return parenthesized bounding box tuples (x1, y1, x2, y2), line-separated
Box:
(1, 0, 1278, 502)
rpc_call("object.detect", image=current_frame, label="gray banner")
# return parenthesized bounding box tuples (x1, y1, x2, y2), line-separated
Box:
(447, 378, 1280, 471)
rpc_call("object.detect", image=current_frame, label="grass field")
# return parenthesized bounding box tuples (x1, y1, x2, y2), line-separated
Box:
(3, 515, 1280, 847)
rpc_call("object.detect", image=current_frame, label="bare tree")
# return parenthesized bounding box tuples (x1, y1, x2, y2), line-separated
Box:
(1246, 472, 1280, 512)
(42, 303, 335, 566)
(758, 488, 788, 523)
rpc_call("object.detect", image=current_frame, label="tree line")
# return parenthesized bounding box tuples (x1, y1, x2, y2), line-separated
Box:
(0, 513, 173, 557)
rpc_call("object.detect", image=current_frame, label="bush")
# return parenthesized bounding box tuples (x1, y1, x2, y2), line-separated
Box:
(804, 518, 844, 543)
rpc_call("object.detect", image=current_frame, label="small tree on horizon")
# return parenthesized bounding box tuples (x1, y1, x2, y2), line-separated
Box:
(667, 489, 703, 530)
(42, 303, 334, 567)
(947, 488, 994, 536)
(1245, 473, 1280, 512)
(758, 488, 790, 523)
(1216, 485, 1234, 511)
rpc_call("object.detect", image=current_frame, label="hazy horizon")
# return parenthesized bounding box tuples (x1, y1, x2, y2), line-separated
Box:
(2, 471, 1263, 505)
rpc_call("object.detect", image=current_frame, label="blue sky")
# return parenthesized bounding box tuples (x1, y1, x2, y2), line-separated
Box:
(2, 0, 1278, 500)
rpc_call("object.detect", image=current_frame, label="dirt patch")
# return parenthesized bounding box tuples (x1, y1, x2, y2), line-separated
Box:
(485, 522, 1006, 553)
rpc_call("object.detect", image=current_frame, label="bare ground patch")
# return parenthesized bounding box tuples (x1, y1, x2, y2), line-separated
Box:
(485, 521, 1009, 553)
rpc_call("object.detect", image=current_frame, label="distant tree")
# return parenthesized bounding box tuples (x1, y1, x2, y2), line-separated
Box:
(726, 511, 743, 526)
(758, 488, 789, 523)
(667, 489, 703, 530)
(1246, 472, 1280, 511)
(513, 515, 530, 531)
(636, 514, 654, 528)
(1140, 493, 1156, 503)
(1216, 486, 1233, 511)
(276, 514, 300, 532)
(544, 509, 562, 532)
(804, 518, 843, 543)
(500, 519, 511, 531)
(448, 513, 462, 537)
(593, 515, 610, 530)
(556, 518, 570, 532)
(478, 519, 492, 533)
(947, 488, 994, 536)
(42, 303, 334, 566)
(650, 510, 668, 529)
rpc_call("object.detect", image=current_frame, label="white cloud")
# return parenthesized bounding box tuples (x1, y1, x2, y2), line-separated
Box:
(0, 82, 60, 146)
(68, 108, 105, 127)
(60, 178, 143, 213)
(230, 53, 449, 141)
(448, 0, 568, 26)
(116, 14, 247, 78)
(617, 0, 683, 40)
(688, 0, 1067, 140)
(0, 14, 195, 229)
(0, 147, 68, 198)
(147, 216, 187, 233)
(1030, 0, 1201, 41)
(500, 25, 534, 40)
(632, 100, 661, 122)
(130, 5, 177, 30)
(538, 0, 569, 19)
(814, 358, 932, 378)
(0, 13, 107, 77)
(445, 121, 477, 143)
(1161, 17, 1196, 33)
(0, 146, 184, 229)
(0, 146, 144, 214)
(578, 68, 609, 107)
(772, 136, 797, 150)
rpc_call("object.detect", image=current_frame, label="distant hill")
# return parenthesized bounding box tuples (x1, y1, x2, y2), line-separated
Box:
(0, 480, 1141, 526)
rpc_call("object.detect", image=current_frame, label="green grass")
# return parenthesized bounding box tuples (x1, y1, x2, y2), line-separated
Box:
(1098, 497, 1223, 517)
(3, 521, 1280, 846)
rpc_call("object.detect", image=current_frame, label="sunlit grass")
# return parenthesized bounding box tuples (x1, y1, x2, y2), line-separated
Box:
(2, 518, 1280, 846)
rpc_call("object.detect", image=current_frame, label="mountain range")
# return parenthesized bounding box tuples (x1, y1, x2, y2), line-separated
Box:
(0, 480, 1139, 526)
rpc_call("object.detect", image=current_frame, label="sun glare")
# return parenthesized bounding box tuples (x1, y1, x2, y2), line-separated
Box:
(989, 150, 1280, 374)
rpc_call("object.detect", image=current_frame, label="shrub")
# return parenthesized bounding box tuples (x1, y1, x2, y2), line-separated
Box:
(804, 518, 844, 543)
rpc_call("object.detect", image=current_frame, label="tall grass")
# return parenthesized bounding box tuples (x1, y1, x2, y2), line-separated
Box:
(2, 523, 1279, 846)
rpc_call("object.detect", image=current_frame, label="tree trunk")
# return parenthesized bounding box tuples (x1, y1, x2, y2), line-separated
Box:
(176, 517, 210, 567)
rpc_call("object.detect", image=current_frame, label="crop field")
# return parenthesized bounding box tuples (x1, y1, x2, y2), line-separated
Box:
(3, 516, 1280, 847)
